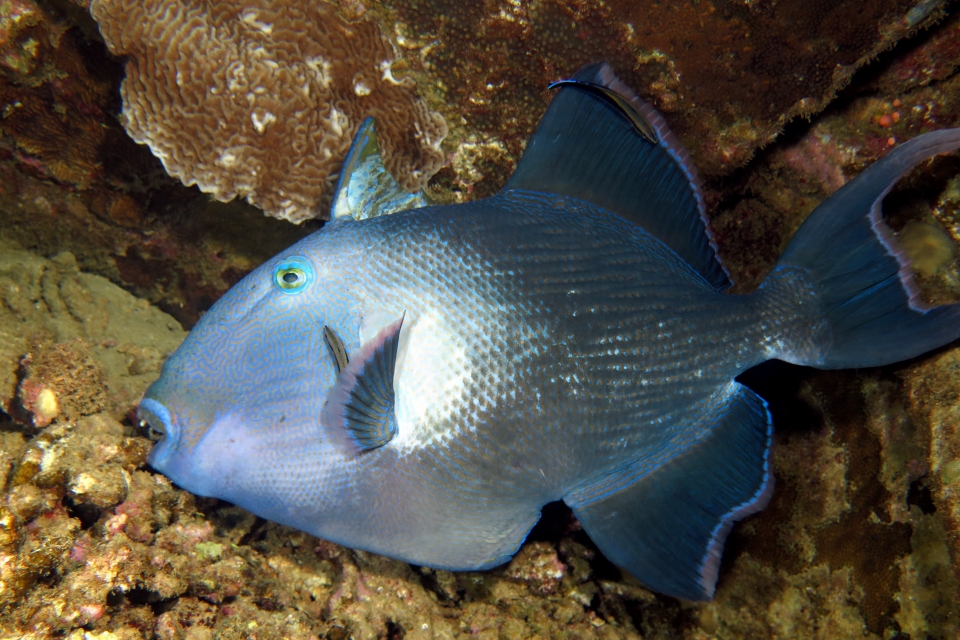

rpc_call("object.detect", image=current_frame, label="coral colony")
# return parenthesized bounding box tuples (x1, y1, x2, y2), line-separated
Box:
(89, 0, 448, 222)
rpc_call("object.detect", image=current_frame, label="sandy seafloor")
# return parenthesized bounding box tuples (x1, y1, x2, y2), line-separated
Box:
(3, 1, 960, 638)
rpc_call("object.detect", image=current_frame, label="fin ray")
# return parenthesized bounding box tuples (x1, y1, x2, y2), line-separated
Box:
(323, 325, 349, 372)
(331, 118, 433, 221)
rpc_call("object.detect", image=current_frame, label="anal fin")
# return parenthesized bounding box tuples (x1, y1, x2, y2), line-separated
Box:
(565, 383, 773, 601)
(323, 315, 404, 451)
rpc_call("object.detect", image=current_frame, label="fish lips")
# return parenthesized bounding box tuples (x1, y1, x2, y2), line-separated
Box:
(139, 397, 181, 469)
(139, 397, 222, 498)
(139, 398, 264, 502)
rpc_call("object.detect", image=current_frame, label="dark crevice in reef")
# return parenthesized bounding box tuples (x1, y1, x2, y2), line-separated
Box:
(526, 500, 577, 543)
(738, 360, 822, 436)
(412, 566, 463, 605)
(214, 509, 254, 536)
(106, 586, 178, 617)
(528, 501, 622, 583)
(385, 619, 405, 640)
(705, 111, 819, 219)
(412, 567, 441, 602)
(237, 516, 269, 547)
(192, 496, 224, 518)
(0, 411, 20, 433)
(907, 476, 937, 515)
(844, 7, 960, 96)
(704, 9, 960, 247)
(63, 496, 102, 530)
(581, 540, 622, 584)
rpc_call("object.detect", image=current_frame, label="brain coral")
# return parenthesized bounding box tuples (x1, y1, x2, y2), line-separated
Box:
(89, 0, 448, 222)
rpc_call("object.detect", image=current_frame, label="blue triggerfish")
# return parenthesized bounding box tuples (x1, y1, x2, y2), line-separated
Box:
(139, 63, 960, 600)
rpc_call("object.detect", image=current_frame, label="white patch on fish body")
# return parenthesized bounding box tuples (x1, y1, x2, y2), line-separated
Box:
(369, 307, 472, 454)
(358, 310, 398, 344)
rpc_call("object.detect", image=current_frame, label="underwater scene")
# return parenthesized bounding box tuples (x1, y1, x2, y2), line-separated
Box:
(3, 0, 960, 638)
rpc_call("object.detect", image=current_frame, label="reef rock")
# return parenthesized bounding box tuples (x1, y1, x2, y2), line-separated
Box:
(0, 241, 186, 420)
(88, 0, 448, 222)
(382, 0, 949, 198)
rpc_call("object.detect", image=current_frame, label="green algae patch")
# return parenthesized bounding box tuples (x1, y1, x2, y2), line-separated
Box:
(942, 459, 960, 486)
(898, 221, 956, 276)
(195, 541, 224, 562)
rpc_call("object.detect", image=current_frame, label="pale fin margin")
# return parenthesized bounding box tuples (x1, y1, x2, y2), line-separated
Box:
(505, 62, 732, 290)
(773, 128, 960, 368)
(565, 383, 773, 601)
(331, 118, 433, 221)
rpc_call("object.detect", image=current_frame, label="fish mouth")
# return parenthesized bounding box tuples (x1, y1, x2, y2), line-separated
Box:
(138, 398, 180, 465)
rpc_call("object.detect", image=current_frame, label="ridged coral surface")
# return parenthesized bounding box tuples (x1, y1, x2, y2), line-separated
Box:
(88, 0, 447, 222)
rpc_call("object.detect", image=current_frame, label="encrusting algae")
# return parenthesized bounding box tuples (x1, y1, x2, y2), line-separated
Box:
(897, 220, 956, 275)
(1, 0, 960, 638)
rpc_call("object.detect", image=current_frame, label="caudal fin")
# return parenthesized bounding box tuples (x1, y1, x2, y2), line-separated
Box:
(773, 129, 960, 369)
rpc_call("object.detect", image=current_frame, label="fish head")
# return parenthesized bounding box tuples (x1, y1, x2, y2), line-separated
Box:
(138, 232, 352, 515)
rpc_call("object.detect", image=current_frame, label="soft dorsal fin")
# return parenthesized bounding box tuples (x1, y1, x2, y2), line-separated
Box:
(322, 315, 403, 452)
(505, 63, 731, 291)
(331, 118, 433, 221)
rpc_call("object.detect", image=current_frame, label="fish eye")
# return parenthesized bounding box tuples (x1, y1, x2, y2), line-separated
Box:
(273, 257, 314, 294)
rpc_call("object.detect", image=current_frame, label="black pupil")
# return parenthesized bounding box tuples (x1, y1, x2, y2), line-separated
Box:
(283, 271, 300, 284)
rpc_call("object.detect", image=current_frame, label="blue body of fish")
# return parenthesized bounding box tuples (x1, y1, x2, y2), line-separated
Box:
(139, 64, 960, 600)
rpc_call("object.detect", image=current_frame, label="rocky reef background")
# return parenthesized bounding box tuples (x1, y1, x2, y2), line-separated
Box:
(2, 0, 960, 638)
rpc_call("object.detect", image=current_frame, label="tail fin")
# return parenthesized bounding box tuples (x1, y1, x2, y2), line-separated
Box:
(773, 129, 960, 369)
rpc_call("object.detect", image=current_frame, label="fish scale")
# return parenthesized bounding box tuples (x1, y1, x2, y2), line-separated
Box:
(196, 199, 757, 536)
(138, 63, 960, 601)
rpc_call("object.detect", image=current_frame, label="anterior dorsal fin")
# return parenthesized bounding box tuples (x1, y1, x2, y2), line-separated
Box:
(506, 63, 732, 291)
(322, 315, 403, 452)
(331, 118, 433, 221)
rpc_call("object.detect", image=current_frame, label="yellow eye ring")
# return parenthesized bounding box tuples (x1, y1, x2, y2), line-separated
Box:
(272, 257, 314, 294)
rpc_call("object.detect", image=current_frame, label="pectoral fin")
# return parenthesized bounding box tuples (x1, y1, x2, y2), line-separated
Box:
(565, 383, 773, 601)
(323, 315, 404, 452)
